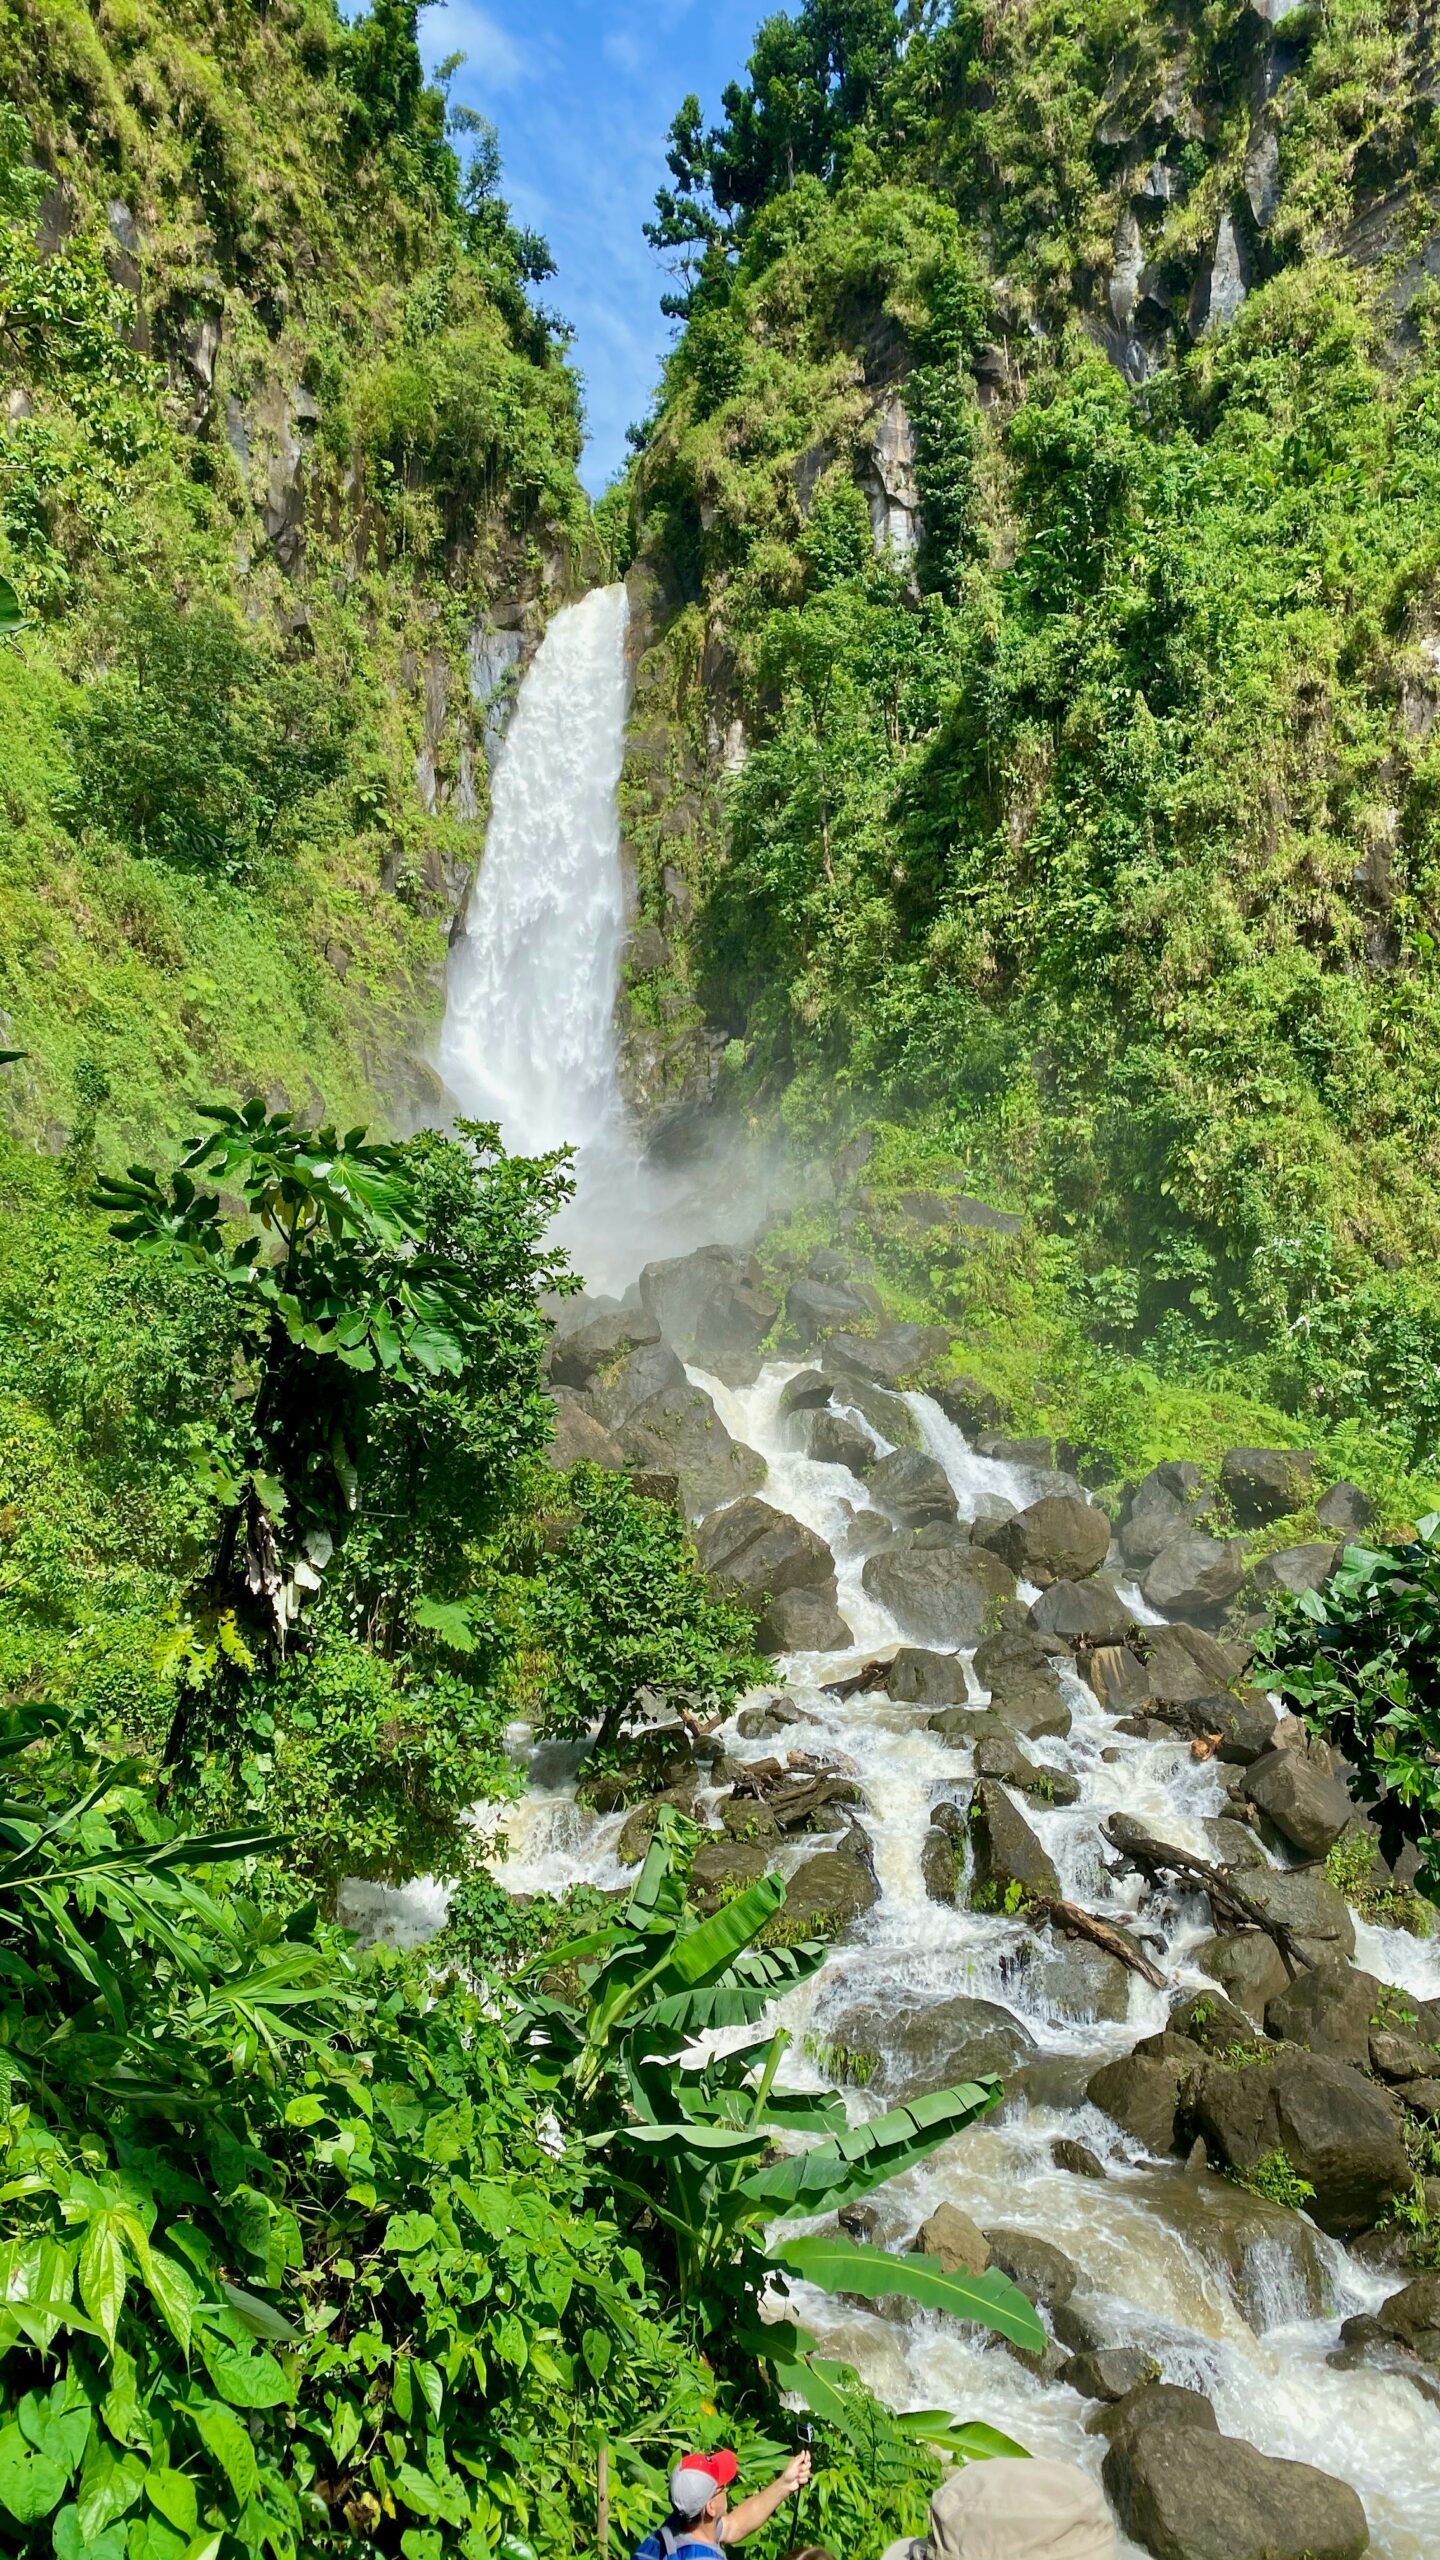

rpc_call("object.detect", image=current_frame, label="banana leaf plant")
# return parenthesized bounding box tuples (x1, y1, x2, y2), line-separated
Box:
(509, 1809, 1045, 2397)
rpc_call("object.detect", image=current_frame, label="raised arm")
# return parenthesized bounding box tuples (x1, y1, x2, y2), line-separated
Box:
(721, 2452, 811, 2544)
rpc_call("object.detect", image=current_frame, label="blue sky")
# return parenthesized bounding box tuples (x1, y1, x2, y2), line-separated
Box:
(414, 0, 771, 493)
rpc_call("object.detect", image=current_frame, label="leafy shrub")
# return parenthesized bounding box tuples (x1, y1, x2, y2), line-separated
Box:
(67, 596, 350, 880)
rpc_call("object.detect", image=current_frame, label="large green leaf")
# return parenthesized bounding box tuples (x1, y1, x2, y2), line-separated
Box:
(741, 2079, 1001, 2215)
(0, 576, 26, 639)
(650, 1875, 786, 1992)
(591, 2121, 771, 2161)
(771, 2233, 1045, 2352)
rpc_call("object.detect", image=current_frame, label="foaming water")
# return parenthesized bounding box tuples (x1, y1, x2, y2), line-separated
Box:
(478, 1362, 1440, 2556)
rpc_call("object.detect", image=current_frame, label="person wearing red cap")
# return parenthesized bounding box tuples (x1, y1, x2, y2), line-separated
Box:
(633, 2445, 813, 2560)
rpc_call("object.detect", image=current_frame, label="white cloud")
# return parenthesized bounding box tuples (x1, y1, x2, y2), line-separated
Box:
(421, 1, 529, 94)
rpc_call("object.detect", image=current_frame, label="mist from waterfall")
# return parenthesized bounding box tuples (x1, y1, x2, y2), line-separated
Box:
(439, 584, 746, 1294)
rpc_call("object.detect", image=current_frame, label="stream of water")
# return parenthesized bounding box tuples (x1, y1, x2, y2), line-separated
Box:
(415, 588, 1440, 2554)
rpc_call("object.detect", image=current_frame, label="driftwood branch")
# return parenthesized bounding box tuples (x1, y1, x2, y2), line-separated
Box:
(1102, 1813, 1313, 1979)
(1033, 1893, 1168, 1991)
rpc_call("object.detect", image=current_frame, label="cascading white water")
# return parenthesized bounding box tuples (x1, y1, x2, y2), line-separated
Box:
(420, 582, 1440, 2551)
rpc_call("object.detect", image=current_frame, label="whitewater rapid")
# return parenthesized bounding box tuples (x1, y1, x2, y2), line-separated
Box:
(404, 585, 1440, 2554)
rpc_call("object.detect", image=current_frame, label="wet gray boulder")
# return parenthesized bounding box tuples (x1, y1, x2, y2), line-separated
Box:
(695, 1496, 838, 1613)
(973, 1729, 1081, 1805)
(691, 1838, 772, 1910)
(758, 1587, 853, 1652)
(551, 1307, 685, 1415)
(1083, 1642, 1156, 1712)
(784, 1272, 873, 1344)
(1341, 2271, 1440, 2370)
(1240, 1863, 1355, 1961)
(867, 1446, 958, 1527)
(1103, 2409, 1368, 2560)
(1169, 1988, 1259, 2054)
(1140, 1621, 1244, 1704)
(920, 1807, 961, 1903)
(1027, 1578, 1133, 1643)
(544, 1388, 627, 1470)
(806, 1406, 875, 1476)
(983, 2227, 1078, 2310)
(1088, 2033, 1199, 2153)
(826, 1989, 1033, 2097)
(1139, 2165, 1333, 2327)
(1191, 2046, 1409, 2235)
(972, 1623, 1073, 1735)
(1025, 1930, 1132, 2022)
(1178, 1689, 1277, 1764)
(1062, 2346, 1160, 2403)
(639, 1245, 779, 1386)
(779, 1368, 831, 1416)
(1253, 1541, 1340, 1597)
(886, 1646, 967, 1705)
(966, 1778, 1060, 1907)
(1220, 1444, 1318, 1527)
(1201, 1817, 1268, 1871)
(783, 1845, 878, 1938)
(1317, 1480, 1377, 1535)
(826, 1374, 922, 1447)
(1197, 1931, 1291, 2021)
(932, 1374, 1004, 1435)
(1263, 1960, 1388, 2067)
(1242, 1743, 1353, 1857)
(862, 1536, 1014, 1645)
(618, 1383, 767, 1519)
(1141, 1531, 1248, 1620)
(823, 1323, 949, 1385)
(735, 1696, 815, 1739)
(1120, 1461, 1214, 1567)
(978, 1492, 1109, 1586)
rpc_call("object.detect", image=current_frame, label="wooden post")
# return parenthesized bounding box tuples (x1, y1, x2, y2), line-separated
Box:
(598, 2442, 610, 2560)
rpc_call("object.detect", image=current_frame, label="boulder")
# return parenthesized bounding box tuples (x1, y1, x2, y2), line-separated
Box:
(911, 2203, 990, 2276)
(983, 2227, 1078, 2309)
(1220, 1445, 1318, 1527)
(1180, 1689, 1277, 1764)
(979, 1492, 1110, 1586)
(1344, 2271, 1440, 2368)
(758, 1587, 853, 1652)
(973, 1625, 1072, 1731)
(1052, 2138, 1107, 2181)
(1253, 1541, 1341, 1597)
(1169, 1988, 1260, 2054)
(785, 1273, 873, 1343)
(826, 1989, 1033, 2097)
(1103, 2412, 1368, 2560)
(1201, 1817, 1268, 1871)
(639, 1245, 779, 1386)
(1316, 1480, 1378, 1536)
(617, 1384, 767, 1518)
(862, 1537, 1014, 1646)
(1193, 2045, 1410, 2234)
(1138, 2164, 1332, 2327)
(696, 1497, 839, 1613)
(1120, 1462, 1214, 1567)
(827, 1374, 922, 1447)
(544, 1388, 627, 1471)
(823, 1323, 949, 1385)
(615, 1785, 697, 1864)
(977, 1432, 1063, 1465)
(1062, 2346, 1160, 2403)
(1141, 1531, 1248, 1620)
(932, 1375, 1005, 1435)
(1197, 1931, 1292, 2021)
(973, 1730, 1081, 1805)
(1084, 1642, 1156, 1712)
(867, 1447, 958, 1527)
(1093, 2380, 1217, 2452)
(1027, 1578, 1134, 1643)
(1026, 1929, 1133, 2021)
(920, 1815, 960, 1903)
(783, 1846, 878, 1939)
(806, 1406, 875, 1475)
(735, 1697, 815, 1739)
(691, 1839, 772, 1911)
(966, 1779, 1060, 1907)
(886, 1646, 968, 1705)
(1263, 1961, 1387, 2066)
(1240, 1864, 1355, 1962)
(1140, 1621, 1244, 1705)
(1242, 1745, 1353, 1857)
(1088, 2034, 1199, 2153)
(551, 1309, 684, 1421)
(779, 1368, 832, 1417)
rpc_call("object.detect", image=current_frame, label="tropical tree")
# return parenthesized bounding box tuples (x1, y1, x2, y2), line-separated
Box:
(510, 1808, 1045, 2417)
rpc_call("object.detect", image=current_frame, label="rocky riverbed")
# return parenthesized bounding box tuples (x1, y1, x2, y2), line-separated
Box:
(388, 1237, 1440, 2560)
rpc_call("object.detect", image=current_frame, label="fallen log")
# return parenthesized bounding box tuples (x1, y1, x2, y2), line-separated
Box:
(1032, 1894, 1168, 1992)
(1102, 1813, 1313, 1978)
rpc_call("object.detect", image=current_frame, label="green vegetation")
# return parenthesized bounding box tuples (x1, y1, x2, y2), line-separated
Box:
(1228, 2150, 1317, 2213)
(1261, 1523, 1440, 1908)
(624, 0, 1440, 1488)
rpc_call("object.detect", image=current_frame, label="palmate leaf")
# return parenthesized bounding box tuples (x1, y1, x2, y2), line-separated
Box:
(770, 2233, 1045, 2352)
(740, 2078, 1002, 2216)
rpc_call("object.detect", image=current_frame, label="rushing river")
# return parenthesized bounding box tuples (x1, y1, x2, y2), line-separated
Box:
(352, 586, 1440, 2555)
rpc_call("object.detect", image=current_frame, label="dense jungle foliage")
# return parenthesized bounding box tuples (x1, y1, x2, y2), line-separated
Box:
(622, 0, 1440, 1488)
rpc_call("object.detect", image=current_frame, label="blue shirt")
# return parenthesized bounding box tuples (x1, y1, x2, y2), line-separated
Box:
(634, 2528, 718, 2560)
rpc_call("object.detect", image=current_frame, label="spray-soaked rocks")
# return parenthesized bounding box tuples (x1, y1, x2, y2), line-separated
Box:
(861, 1531, 1014, 1645)
(547, 1306, 766, 1517)
(695, 1496, 850, 1649)
(1337, 2273, 1440, 2402)
(639, 1243, 778, 1387)
(976, 1492, 1110, 1586)
(1101, 2385, 1369, 2560)
(973, 1621, 1073, 1734)
(821, 1989, 1034, 2097)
